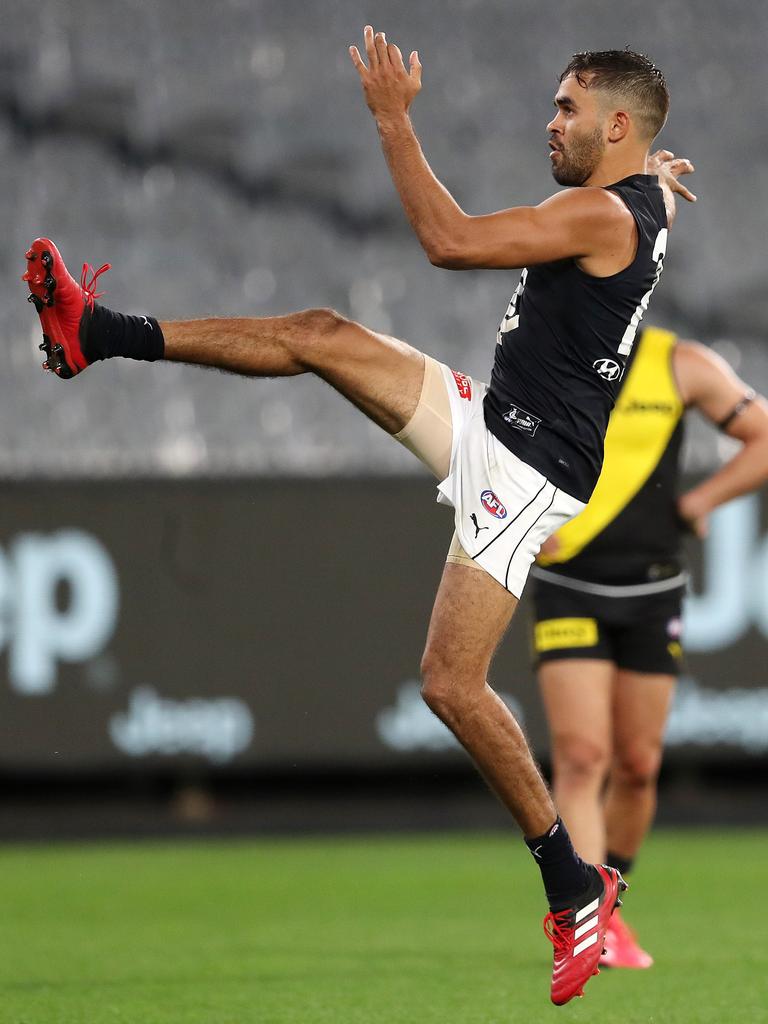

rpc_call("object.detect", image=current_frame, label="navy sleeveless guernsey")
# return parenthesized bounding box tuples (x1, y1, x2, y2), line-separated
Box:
(483, 174, 668, 503)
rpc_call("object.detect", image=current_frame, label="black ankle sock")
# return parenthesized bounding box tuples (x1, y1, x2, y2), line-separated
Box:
(606, 852, 633, 877)
(84, 303, 164, 363)
(525, 817, 593, 911)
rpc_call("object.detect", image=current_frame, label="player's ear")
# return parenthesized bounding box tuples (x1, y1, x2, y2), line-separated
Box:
(608, 109, 630, 143)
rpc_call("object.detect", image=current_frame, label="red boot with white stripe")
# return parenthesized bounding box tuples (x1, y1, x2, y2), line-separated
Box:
(544, 864, 627, 1006)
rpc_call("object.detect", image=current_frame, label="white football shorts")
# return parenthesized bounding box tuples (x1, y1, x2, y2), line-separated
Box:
(395, 355, 585, 597)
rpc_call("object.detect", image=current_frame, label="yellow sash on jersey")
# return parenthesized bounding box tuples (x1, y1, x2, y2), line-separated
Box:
(539, 326, 683, 566)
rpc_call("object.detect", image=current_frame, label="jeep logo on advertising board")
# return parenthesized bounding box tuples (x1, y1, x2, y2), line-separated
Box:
(0, 530, 119, 695)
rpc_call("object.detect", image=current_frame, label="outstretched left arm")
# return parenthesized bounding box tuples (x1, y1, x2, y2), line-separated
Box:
(674, 342, 768, 536)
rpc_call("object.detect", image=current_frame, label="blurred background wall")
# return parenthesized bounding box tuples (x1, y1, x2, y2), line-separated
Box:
(1, 0, 766, 835)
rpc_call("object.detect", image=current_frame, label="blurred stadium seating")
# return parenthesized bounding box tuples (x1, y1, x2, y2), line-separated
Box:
(2, 0, 768, 477)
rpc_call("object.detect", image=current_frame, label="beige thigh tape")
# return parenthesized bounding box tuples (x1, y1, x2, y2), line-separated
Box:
(394, 355, 453, 481)
(446, 530, 476, 567)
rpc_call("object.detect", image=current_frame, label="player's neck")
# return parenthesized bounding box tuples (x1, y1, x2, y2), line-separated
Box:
(585, 152, 650, 189)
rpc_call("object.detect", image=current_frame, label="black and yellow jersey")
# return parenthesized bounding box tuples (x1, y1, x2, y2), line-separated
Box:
(531, 326, 686, 590)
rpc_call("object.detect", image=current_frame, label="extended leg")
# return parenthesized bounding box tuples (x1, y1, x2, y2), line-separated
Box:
(23, 238, 427, 436)
(161, 310, 425, 434)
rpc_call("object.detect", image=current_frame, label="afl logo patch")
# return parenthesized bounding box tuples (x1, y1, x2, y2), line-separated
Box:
(480, 489, 507, 519)
(593, 358, 623, 382)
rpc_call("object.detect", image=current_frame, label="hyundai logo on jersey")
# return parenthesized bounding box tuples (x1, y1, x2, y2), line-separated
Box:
(480, 489, 508, 519)
(593, 358, 623, 382)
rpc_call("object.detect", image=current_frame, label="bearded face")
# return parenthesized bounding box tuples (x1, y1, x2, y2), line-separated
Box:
(550, 125, 605, 187)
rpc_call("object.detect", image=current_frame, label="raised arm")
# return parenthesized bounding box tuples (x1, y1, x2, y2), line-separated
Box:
(674, 341, 768, 536)
(349, 27, 627, 271)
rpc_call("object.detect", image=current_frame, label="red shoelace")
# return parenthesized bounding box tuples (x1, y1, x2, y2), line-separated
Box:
(80, 262, 112, 311)
(543, 908, 573, 952)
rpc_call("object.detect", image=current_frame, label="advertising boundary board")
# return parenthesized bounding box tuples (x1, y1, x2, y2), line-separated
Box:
(0, 479, 766, 776)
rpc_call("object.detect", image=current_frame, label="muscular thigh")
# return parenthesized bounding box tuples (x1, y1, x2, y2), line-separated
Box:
(309, 317, 427, 435)
(423, 560, 519, 682)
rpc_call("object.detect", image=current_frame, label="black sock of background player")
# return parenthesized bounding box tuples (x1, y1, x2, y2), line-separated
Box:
(525, 817, 593, 911)
(606, 852, 633, 877)
(84, 304, 164, 363)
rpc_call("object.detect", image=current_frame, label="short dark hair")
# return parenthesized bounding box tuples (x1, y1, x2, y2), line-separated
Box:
(559, 49, 669, 141)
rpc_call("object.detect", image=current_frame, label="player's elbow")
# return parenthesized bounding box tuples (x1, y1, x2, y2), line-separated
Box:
(422, 217, 478, 269)
(423, 238, 468, 270)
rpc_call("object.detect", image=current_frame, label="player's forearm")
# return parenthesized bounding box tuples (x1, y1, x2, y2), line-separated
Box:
(376, 113, 467, 266)
(682, 438, 768, 513)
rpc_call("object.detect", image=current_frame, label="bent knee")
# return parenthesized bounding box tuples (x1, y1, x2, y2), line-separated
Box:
(297, 307, 349, 336)
(289, 307, 359, 369)
(553, 733, 610, 784)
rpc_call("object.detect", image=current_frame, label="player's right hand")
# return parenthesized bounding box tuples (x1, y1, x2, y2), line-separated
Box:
(648, 149, 697, 203)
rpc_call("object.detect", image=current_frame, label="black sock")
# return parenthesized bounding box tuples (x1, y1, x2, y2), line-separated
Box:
(606, 851, 633, 877)
(525, 817, 593, 911)
(83, 303, 165, 363)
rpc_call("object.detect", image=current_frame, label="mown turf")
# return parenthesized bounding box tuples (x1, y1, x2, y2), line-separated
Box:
(1, 830, 765, 1023)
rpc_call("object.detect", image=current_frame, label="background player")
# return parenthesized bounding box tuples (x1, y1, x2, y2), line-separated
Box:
(22, 33, 695, 1004)
(530, 325, 768, 966)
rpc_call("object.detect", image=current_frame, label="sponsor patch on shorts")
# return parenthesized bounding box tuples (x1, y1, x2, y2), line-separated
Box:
(451, 369, 472, 400)
(534, 617, 598, 652)
(502, 404, 541, 436)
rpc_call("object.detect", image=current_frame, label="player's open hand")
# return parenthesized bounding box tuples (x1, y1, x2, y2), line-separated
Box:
(349, 26, 422, 122)
(648, 149, 697, 202)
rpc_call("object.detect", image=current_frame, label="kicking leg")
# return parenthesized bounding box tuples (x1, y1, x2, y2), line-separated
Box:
(161, 310, 425, 435)
(23, 238, 426, 436)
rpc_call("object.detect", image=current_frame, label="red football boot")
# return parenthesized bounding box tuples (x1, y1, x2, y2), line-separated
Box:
(600, 908, 653, 969)
(22, 238, 110, 379)
(544, 864, 627, 1006)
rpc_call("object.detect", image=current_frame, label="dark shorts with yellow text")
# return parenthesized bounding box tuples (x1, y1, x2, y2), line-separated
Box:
(529, 573, 686, 676)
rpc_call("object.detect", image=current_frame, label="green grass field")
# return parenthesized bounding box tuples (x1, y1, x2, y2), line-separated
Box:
(1, 830, 765, 1024)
